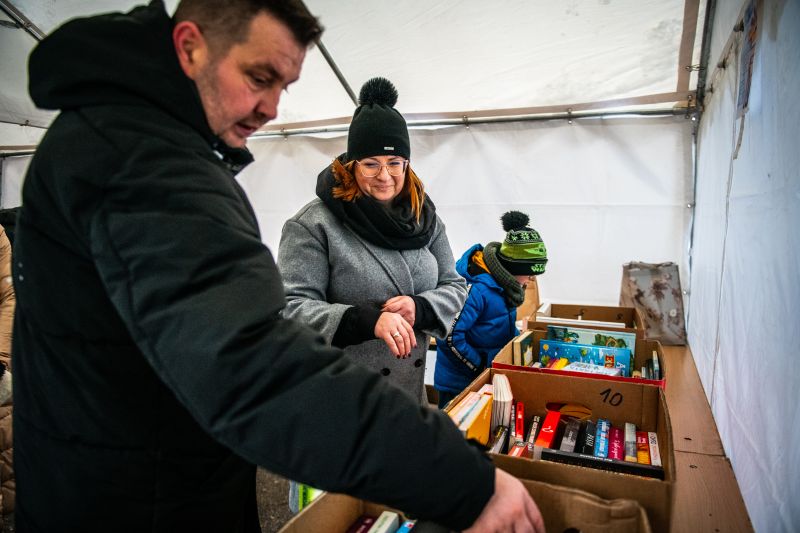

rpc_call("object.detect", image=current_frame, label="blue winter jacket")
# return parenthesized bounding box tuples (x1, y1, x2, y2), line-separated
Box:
(434, 244, 518, 395)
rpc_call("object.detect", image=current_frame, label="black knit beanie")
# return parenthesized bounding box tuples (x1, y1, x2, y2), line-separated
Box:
(347, 77, 410, 161)
(496, 211, 548, 275)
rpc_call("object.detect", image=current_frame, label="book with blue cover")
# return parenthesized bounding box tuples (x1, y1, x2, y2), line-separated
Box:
(546, 325, 636, 353)
(539, 339, 632, 377)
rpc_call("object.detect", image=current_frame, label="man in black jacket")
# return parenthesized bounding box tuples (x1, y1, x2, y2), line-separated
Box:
(14, 1, 543, 532)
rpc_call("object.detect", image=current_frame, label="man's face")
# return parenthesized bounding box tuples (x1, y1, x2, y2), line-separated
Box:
(194, 12, 306, 148)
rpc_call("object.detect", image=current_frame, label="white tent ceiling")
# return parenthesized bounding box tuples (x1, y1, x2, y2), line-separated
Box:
(1, 0, 704, 142)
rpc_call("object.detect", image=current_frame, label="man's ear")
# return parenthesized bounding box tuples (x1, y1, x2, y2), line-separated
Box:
(173, 20, 209, 80)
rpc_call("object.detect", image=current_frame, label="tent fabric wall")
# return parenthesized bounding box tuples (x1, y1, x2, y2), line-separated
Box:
(689, 1, 800, 532)
(0, 155, 29, 209)
(238, 116, 692, 306)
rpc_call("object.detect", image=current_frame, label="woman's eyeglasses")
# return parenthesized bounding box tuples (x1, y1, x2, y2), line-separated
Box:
(356, 159, 408, 178)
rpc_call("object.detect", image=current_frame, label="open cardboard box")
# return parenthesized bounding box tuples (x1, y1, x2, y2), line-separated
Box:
(534, 302, 646, 340)
(450, 368, 675, 533)
(278, 478, 652, 533)
(493, 329, 667, 388)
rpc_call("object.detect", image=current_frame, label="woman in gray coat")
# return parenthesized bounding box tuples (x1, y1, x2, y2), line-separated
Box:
(277, 78, 467, 406)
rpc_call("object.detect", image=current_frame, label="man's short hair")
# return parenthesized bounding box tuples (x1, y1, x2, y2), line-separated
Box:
(174, 0, 323, 55)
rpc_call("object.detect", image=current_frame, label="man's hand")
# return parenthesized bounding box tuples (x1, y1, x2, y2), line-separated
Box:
(374, 312, 416, 358)
(464, 469, 545, 533)
(381, 295, 416, 326)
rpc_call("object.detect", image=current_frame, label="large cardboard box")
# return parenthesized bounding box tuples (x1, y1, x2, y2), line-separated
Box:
(453, 368, 675, 533)
(493, 329, 667, 388)
(278, 478, 652, 533)
(534, 302, 646, 340)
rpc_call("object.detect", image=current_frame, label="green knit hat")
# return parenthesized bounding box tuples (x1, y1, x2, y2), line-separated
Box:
(497, 211, 548, 275)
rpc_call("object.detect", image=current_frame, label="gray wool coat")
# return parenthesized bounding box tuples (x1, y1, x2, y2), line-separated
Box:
(277, 199, 467, 403)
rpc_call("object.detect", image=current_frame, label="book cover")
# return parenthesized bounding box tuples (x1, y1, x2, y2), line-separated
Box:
(507, 441, 529, 458)
(367, 510, 400, 533)
(459, 394, 493, 445)
(608, 426, 623, 460)
(578, 420, 597, 455)
(512, 330, 534, 366)
(561, 361, 622, 377)
(624, 422, 638, 462)
(345, 515, 376, 533)
(525, 415, 542, 455)
(539, 448, 665, 480)
(448, 391, 479, 425)
(488, 425, 509, 454)
(652, 350, 661, 380)
(539, 339, 632, 377)
(547, 324, 636, 353)
(396, 520, 417, 533)
(636, 431, 651, 464)
(534, 410, 562, 448)
(559, 419, 581, 452)
(593, 418, 610, 458)
(648, 431, 662, 467)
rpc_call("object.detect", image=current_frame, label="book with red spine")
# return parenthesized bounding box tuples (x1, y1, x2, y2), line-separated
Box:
(534, 410, 562, 448)
(345, 515, 376, 533)
(514, 401, 525, 442)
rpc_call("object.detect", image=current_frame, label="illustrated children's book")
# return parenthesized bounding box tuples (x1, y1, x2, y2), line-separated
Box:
(539, 339, 632, 377)
(547, 325, 637, 353)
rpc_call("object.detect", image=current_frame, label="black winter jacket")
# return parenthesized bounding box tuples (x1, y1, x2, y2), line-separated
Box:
(13, 2, 493, 531)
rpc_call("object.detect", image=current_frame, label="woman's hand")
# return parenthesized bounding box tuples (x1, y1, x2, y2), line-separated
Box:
(374, 312, 416, 358)
(381, 295, 416, 326)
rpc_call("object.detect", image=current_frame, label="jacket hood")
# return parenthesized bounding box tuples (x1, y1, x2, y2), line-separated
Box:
(456, 244, 502, 291)
(28, 1, 214, 145)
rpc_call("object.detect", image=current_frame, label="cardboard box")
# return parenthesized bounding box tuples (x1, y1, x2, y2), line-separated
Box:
(453, 368, 675, 533)
(535, 302, 646, 340)
(493, 329, 667, 388)
(278, 478, 652, 533)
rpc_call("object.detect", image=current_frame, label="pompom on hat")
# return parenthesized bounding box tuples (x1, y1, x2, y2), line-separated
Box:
(347, 77, 410, 161)
(496, 211, 548, 275)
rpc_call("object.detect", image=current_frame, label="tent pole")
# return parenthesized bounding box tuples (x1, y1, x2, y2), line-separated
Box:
(316, 41, 358, 106)
(250, 108, 686, 138)
(0, 0, 44, 40)
(696, 0, 717, 108)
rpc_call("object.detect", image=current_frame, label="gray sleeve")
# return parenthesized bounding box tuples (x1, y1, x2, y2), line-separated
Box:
(277, 218, 350, 343)
(415, 218, 467, 338)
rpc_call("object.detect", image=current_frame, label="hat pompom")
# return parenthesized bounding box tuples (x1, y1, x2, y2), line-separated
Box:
(501, 210, 530, 231)
(359, 77, 398, 107)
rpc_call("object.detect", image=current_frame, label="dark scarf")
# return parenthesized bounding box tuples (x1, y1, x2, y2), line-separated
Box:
(483, 242, 526, 307)
(316, 156, 437, 250)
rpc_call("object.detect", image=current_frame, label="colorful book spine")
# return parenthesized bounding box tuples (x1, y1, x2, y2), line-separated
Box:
(624, 422, 638, 462)
(535, 411, 562, 448)
(593, 418, 610, 458)
(636, 431, 651, 464)
(608, 426, 624, 460)
(559, 419, 581, 452)
(648, 432, 662, 467)
(579, 420, 597, 455)
(514, 401, 525, 442)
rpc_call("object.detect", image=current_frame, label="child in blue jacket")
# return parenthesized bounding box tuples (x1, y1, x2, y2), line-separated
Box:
(434, 211, 547, 408)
